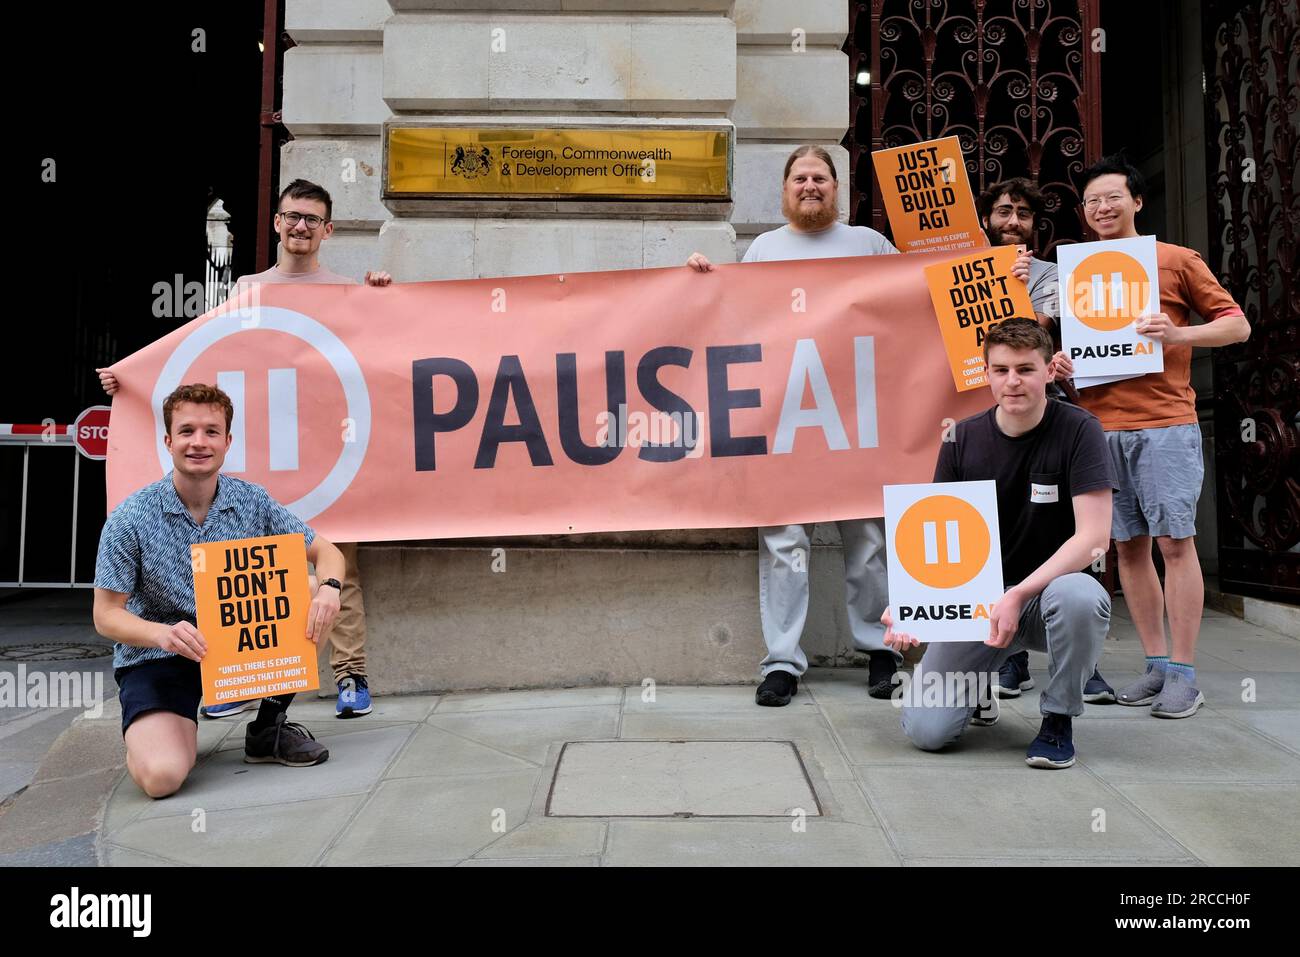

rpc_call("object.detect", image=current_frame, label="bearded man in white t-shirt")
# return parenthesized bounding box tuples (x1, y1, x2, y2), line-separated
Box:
(685, 145, 904, 706)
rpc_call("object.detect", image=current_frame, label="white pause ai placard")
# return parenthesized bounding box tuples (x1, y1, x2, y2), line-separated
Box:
(1058, 235, 1163, 387)
(883, 480, 1004, 643)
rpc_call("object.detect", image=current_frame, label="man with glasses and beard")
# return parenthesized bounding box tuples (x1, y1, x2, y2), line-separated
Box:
(976, 176, 1117, 706)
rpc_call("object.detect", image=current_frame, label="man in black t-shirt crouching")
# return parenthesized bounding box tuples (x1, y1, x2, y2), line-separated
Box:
(882, 318, 1117, 769)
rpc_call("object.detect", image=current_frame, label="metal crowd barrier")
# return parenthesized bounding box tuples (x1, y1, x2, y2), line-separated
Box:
(0, 424, 94, 588)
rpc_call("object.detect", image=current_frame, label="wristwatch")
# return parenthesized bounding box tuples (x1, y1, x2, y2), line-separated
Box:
(320, 578, 343, 591)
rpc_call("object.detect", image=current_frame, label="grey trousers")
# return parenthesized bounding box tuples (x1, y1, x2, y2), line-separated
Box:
(758, 518, 896, 678)
(900, 572, 1110, 751)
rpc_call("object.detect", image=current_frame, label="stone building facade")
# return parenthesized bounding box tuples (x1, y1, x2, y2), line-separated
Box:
(280, 1, 862, 690)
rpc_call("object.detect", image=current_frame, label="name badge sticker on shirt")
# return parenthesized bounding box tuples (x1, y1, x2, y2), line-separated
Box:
(1030, 483, 1060, 503)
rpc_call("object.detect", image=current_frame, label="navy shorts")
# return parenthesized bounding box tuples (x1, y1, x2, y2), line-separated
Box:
(115, 655, 202, 735)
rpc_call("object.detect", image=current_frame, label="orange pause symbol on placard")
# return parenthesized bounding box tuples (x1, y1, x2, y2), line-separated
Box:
(895, 495, 991, 589)
(1069, 251, 1152, 332)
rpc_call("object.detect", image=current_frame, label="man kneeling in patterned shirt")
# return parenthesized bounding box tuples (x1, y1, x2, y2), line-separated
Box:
(93, 383, 347, 797)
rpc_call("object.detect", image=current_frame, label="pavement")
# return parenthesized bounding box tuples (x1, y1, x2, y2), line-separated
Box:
(1, 589, 1297, 866)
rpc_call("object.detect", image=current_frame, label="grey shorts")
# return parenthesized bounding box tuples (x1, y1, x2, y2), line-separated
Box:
(1106, 423, 1204, 541)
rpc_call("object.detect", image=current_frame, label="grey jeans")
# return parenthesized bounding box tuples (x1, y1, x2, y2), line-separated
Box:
(900, 572, 1110, 751)
(758, 518, 895, 678)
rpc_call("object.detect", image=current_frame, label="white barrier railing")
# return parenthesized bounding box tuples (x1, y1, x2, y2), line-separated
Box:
(0, 424, 94, 588)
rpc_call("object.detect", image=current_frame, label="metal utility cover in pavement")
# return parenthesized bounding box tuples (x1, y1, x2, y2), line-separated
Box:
(546, 740, 821, 818)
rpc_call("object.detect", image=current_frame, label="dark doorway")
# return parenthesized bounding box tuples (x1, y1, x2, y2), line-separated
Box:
(3, 6, 267, 586)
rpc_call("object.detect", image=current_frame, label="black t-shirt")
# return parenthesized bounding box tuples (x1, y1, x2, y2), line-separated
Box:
(933, 399, 1116, 588)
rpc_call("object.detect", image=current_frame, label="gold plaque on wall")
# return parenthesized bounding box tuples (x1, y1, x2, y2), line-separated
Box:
(385, 127, 731, 200)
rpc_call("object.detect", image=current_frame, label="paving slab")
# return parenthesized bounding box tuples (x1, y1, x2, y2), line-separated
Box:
(472, 819, 606, 859)
(101, 844, 184, 867)
(109, 794, 366, 867)
(902, 855, 1200, 867)
(132, 724, 414, 820)
(1189, 669, 1300, 709)
(31, 718, 125, 783)
(196, 716, 239, 755)
(1216, 708, 1300, 753)
(322, 771, 539, 865)
(101, 773, 158, 841)
(427, 706, 620, 765)
(1001, 687, 1160, 719)
(0, 709, 82, 800)
(854, 765, 1191, 862)
(0, 832, 98, 867)
(1076, 716, 1300, 784)
(622, 684, 811, 714)
(1188, 641, 1300, 672)
(548, 741, 818, 817)
(1114, 782, 1300, 866)
(459, 856, 599, 866)
(388, 724, 541, 778)
(0, 767, 121, 855)
(213, 719, 417, 752)
(824, 701, 1039, 767)
(434, 687, 624, 714)
(800, 669, 881, 707)
(820, 775, 888, 829)
(275, 694, 441, 723)
(619, 711, 856, 782)
(604, 819, 900, 866)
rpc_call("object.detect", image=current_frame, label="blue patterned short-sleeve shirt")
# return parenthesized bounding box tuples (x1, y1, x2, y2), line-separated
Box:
(95, 474, 316, 670)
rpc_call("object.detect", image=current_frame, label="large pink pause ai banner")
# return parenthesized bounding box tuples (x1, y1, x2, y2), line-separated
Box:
(106, 252, 989, 542)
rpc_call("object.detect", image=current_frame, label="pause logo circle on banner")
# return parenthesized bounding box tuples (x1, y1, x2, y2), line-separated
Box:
(895, 495, 991, 589)
(1069, 251, 1151, 331)
(151, 306, 371, 522)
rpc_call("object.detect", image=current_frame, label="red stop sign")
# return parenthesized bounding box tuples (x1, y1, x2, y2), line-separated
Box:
(74, 406, 112, 460)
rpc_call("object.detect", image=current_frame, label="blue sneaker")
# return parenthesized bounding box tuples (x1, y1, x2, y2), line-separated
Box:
(336, 675, 372, 718)
(994, 651, 1034, 698)
(1025, 713, 1075, 769)
(200, 699, 258, 719)
(1083, 668, 1116, 704)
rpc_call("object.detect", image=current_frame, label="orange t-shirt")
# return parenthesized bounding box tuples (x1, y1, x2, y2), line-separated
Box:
(1076, 241, 1242, 431)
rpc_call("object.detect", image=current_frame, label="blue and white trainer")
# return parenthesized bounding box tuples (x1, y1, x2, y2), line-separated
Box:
(994, 651, 1034, 698)
(970, 692, 1000, 727)
(336, 675, 372, 718)
(1083, 668, 1116, 704)
(1025, 713, 1075, 769)
(200, 699, 258, 719)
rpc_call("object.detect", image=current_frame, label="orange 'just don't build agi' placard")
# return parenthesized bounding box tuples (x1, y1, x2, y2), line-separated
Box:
(192, 533, 319, 705)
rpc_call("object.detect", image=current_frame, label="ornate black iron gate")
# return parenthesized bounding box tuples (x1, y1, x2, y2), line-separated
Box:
(846, 0, 1103, 258)
(1205, 0, 1299, 603)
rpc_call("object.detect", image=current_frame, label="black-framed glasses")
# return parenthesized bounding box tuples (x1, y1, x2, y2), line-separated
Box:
(280, 210, 327, 229)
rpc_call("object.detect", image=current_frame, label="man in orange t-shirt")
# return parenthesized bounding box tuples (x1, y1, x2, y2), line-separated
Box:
(1052, 154, 1250, 719)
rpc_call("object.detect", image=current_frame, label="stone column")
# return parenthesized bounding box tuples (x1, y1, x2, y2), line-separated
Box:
(732, 0, 850, 257)
(281, 0, 392, 279)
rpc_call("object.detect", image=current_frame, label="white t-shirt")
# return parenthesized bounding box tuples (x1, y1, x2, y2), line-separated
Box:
(741, 222, 899, 263)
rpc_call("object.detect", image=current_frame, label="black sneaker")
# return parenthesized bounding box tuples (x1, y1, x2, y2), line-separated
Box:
(994, 650, 1034, 698)
(244, 712, 329, 767)
(1025, 713, 1075, 769)
(867, 650, 898, 699)
(1083, 668, 1116, 704)
(755, 671, 797, 707)
(970, 692, 999, 726)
